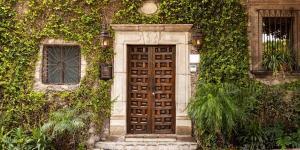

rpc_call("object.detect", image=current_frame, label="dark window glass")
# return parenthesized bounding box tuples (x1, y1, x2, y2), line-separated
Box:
(43, 45, 80, 84)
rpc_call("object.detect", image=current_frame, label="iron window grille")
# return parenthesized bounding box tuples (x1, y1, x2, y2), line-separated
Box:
(257, 9, 300, 72)
(42, 45, 81, 84)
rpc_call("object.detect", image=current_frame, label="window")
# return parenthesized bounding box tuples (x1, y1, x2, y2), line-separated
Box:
(42, 45, 81, 84)
(258, 9, 300, 73)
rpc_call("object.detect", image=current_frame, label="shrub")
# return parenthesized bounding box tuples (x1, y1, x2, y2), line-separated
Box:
(188, 82, 240, 148)
(0, 127, 51, 150)
(237, 121, 267, 150)
(41, 108, 90, 149)
(236, 86, 300, 149)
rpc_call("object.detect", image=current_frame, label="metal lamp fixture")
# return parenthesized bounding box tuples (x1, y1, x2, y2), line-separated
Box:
(100, 24, 112, 49)
(99, 24, 113, 80)
(100, 63, 113, 80)
(192, 25, 203, 49)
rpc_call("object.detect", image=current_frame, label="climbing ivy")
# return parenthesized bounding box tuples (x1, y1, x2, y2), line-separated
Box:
(113, 0, 195, 24)
(0, 0, 113, 137)
(114, 0, 249, 83)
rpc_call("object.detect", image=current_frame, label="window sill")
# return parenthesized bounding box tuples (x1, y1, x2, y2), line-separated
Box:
(33, 83, 80, 92)
(41, 82, 80, 85)
(251, 70, 300, 85)
(251, 70, 300, 77)
(290, 72, 300, 76)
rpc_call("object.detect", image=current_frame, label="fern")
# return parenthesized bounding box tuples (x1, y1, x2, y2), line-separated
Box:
(42, 108, 89, 137)
(41, 108, 90, 149)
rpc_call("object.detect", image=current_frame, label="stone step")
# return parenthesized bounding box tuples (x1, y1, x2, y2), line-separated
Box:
(125, 138, 176, 142)
(124, 134, 177, 142)
(94, 141, 197, 150)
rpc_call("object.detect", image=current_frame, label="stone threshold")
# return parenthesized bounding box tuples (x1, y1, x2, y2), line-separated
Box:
(94, 141, 198, 150)
(125, 134, 176, 142)
(125, 134, 194, 142)
(94, 134, 197, 150)
(125, 134, 177, 138)
(103, 134, 195, 143)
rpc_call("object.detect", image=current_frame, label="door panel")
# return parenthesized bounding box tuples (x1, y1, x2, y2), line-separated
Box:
(152, 46, 176, 134)
(127, 45, 175, 134)
(127, 46, 151, 134)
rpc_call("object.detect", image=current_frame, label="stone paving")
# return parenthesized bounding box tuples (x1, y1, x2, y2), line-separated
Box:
(94, 141, 197, 150)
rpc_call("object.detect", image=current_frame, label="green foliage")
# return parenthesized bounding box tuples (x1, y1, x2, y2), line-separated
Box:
(277, 136, 292, 150)
(197, 1, 249, 83)
(113, 0, 195, 24)
(0, 127, 52, 150)
(27, 128, 52, 150)
(187, 81, 260, 148)
(41, 108, 89, 149)
(113, 0, 157, 24)
(187, 82, 240, 148)
(256, 87, 299, 126)
(263, 123, 285, 149)
(275, 129, 300, 150)
(41, 108, 88, 137)
(274, 127, 300, 150)
(0, 0, 113, 148)
(237, 121, 267, 150)
(290, 129, 300, 148)
(237, 87, 300, 149)
(263, 44, 293, 75)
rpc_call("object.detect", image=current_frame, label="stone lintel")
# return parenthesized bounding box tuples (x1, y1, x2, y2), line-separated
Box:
(111, 24, 193, 32)
(41, 39, 78, 45)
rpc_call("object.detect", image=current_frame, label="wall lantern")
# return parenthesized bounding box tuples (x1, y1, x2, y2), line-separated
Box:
(100, 63, 113, 80)
(192, 25, 204, 49)
(100, 24, 112, 49)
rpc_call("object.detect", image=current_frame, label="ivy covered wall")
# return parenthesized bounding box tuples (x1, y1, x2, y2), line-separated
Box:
(0, 0, 114, 148)
(0, 0, 299, 149)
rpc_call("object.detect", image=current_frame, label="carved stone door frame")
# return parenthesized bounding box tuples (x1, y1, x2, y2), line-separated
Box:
(110, 24, 193, 136)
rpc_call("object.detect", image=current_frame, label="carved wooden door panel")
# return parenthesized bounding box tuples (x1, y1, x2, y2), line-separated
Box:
(127, 45, 175, 134)
(127, 46, 151, 134)
(151, 46, 176, 134)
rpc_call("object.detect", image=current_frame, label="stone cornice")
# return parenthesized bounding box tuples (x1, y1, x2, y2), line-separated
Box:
(111, 24, 193, 32)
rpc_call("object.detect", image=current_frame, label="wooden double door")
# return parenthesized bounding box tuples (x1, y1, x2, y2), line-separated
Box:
(127, 45, 176, 134)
